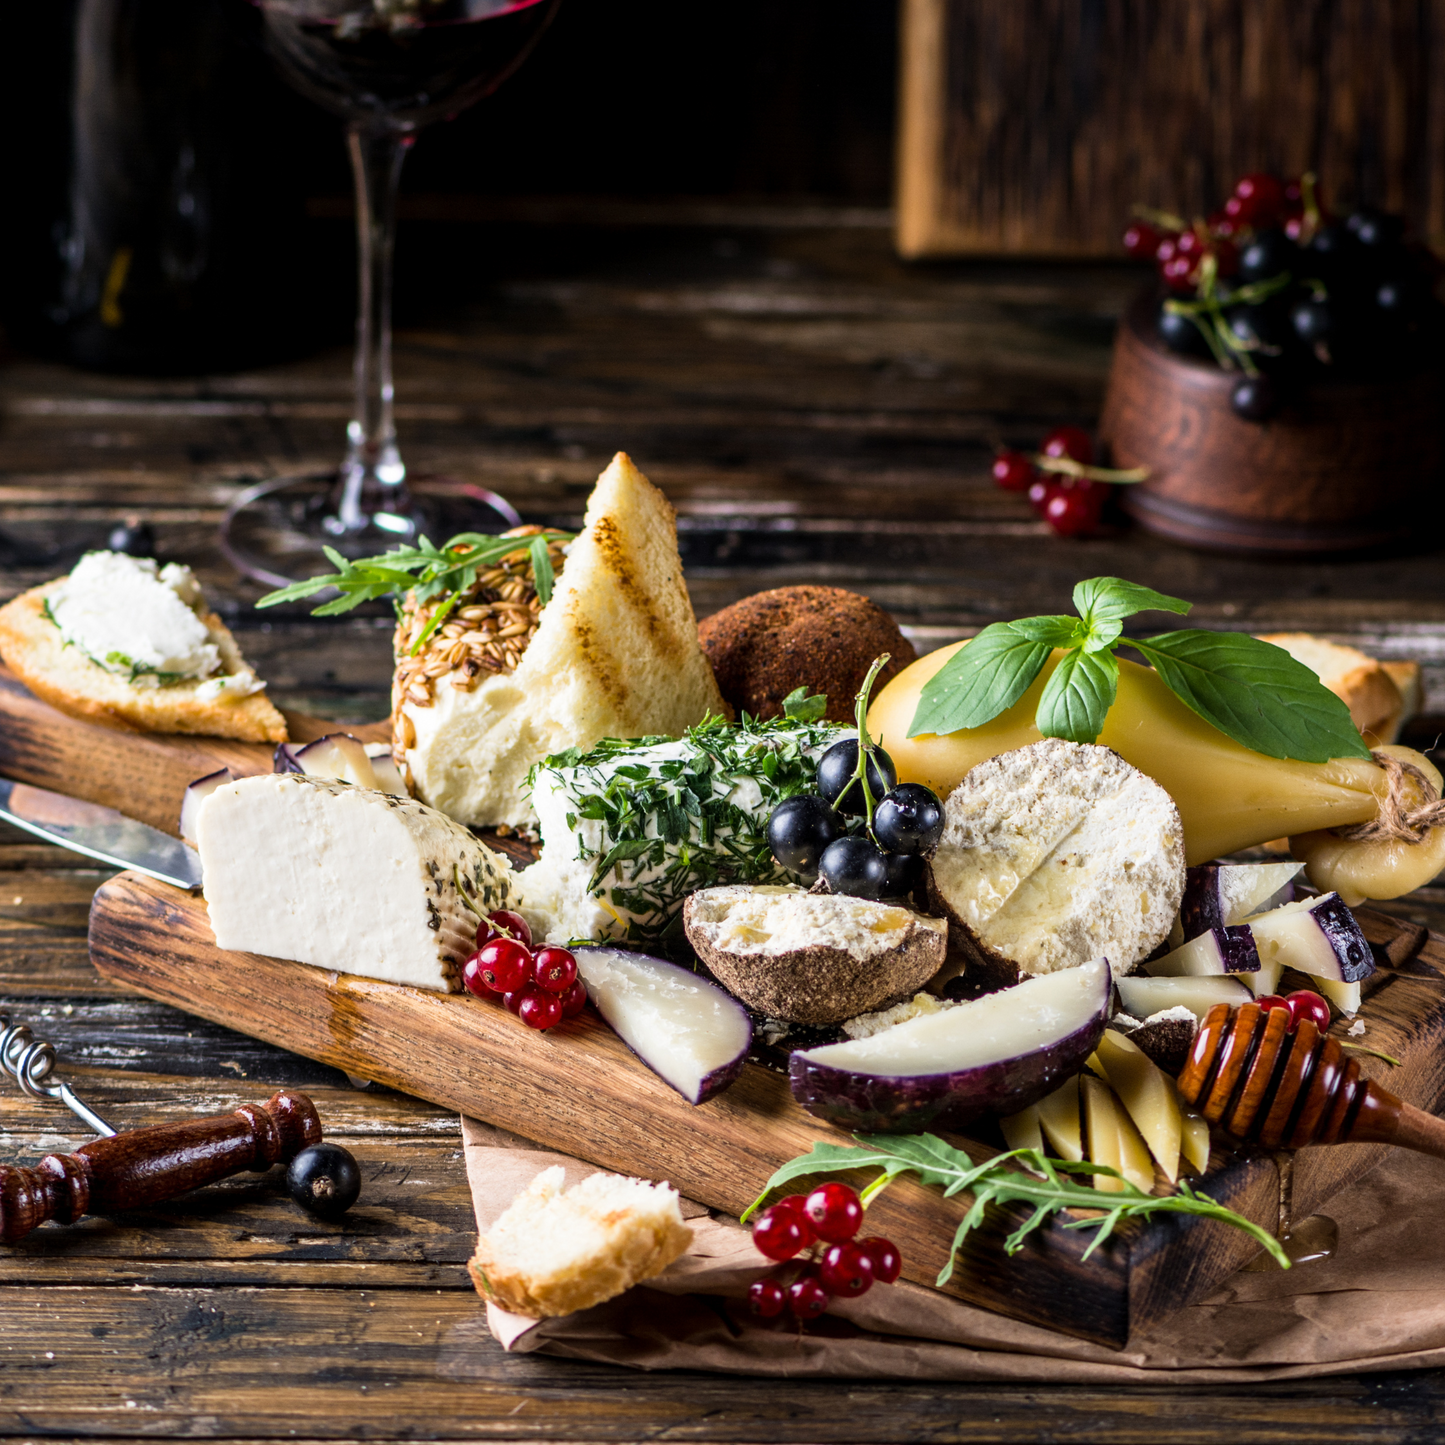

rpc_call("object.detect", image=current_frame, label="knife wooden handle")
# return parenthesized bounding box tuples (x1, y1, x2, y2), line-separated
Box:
(0, 1089, 322, 1242)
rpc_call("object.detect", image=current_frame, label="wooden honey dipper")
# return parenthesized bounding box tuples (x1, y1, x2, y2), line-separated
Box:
(1177, 1002, 1445, 1156)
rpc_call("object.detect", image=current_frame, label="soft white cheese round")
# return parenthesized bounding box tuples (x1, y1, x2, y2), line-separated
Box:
(48, 551, 220, 683)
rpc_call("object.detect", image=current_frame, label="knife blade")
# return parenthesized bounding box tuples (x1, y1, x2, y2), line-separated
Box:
(0, 778, 202, 891)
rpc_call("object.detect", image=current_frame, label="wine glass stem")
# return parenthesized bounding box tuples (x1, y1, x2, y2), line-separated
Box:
(335, 124, 413, 535)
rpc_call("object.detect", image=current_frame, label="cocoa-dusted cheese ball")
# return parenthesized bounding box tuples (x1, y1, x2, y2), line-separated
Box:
(698, 586, 916, 724)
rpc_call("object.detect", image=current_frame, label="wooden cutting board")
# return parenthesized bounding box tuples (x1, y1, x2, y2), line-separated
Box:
(8, 666, 1445, 1347)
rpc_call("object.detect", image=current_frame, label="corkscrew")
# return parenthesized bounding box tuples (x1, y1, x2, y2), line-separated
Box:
(0, 1012, 323, 1243)
(1178, 1002, 1445, 1158)
(1, 1013, 116, 1137)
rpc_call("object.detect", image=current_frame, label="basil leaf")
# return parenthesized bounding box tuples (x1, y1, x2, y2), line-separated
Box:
(1131, 631, 1372, 762)
(1073, 577, 1191, 627)
(907, 622, 1051, 738)
(781, 686, 828, 722)
(1010, 615, 1079, 646)
(1035, 646, 1118, 744)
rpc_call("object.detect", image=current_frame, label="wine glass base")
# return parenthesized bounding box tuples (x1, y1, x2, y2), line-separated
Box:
(219, 473, 523, 589)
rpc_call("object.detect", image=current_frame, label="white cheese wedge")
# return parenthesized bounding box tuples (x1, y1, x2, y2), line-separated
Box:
(399, 453, 729, 830)
(1180, 1113, 1211, 1176)
(1094, 1030, 1183, 1184)
(196, 773, 517, 992)
(1115, 973, 1252, 1022)
(927, 738, 1186, 983)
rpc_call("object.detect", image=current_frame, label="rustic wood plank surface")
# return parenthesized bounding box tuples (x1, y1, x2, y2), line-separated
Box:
(3, 219, 1445, 1439)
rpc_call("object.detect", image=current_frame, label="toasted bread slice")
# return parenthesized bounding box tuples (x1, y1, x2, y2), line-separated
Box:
(1257, 632, 1404, 743)
(0, 581, 287, 742)
(468, 1166, 693, 1319)
(401, 452, 729, 828)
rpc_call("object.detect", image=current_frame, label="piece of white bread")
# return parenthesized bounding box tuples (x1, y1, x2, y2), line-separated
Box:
(468, 1166, 693, 1318)
(1257, 633, 1413, 744)
(401, 452, 729, 828)
(0, 581, 286, 742)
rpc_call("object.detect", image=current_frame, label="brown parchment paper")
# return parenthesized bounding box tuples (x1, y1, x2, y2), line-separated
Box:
(460, 1115, 1445, 1382)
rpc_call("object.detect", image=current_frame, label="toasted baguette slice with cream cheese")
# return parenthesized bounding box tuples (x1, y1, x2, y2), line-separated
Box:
(0, 575, 286, 742)
(468, 1166, 693, 1319)
(1256, 633, 1409, 744)
(399, 452, 729, 829)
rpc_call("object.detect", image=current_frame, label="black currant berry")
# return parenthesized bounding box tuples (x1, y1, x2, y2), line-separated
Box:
(880, 850, 924, 899)
(1225, 302, 1295, 358)
(1347, 209, 1404, 249)
(1375, 277, 1421, 318)
(1238, 228, 1298, 283)
(873, 784, 945, 855)
(106, 519, 157, 556)
(1291, 297, 1335, 347)
(816, 739, 897, 817)
(1230, 374, 1280, 421)
(286, 1142, 362, 1220)
(818, 836, 890, 901)
(1156, 305, 1209, 357)
(767, 795, 842, 877)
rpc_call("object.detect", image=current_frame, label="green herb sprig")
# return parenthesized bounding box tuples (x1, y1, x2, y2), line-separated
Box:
(908, 575, 1371, 764)
(742, 1133, 1289, 1282)
(255, 530, 573, 651)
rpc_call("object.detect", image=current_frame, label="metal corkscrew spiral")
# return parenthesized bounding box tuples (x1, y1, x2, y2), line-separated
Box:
(0, 1014, 115, 1137)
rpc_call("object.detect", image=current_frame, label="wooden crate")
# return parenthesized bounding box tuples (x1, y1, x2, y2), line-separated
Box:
(897, 0, 1445, 258)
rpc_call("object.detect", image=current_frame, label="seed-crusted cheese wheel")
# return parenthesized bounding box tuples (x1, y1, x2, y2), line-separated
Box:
(927, 738, 1185, 986)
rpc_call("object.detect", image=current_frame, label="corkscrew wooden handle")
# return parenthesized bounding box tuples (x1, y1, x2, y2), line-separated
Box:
(0, 1089, 322, 1243)
(1178, 1003, 1445, 1159)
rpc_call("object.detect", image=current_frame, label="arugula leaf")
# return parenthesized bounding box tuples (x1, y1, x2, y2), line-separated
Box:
(743, 1132, 1289, 1285)
(1072, 577, 1191, 628)
(255, 529, 573, 616)
(781, 687, 829, 723)
(1035, 646, 1118, 744)
(908, 623, 1052, 738)
(1130, 632, 1372, 763)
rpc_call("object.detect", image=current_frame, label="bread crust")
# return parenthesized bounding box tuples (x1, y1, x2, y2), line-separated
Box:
(698, 585, 916, 724)
(0, 582, 287, 742)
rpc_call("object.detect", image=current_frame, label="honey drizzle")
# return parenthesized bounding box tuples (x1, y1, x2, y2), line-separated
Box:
(1241, 1150, 1339, 1271)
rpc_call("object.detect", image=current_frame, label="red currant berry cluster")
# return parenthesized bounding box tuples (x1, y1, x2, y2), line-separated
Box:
(461, 911, 586, 1031)
(992, 425, 1137, 538)
(745, 1182, 902, 1323)
(1252, 988, 1332, 1035)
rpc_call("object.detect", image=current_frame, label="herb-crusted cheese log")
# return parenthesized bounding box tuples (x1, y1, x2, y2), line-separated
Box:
(517, 716, 847, 947)
(197, 773, 516, 991)
(927, 739, 1185, 986)
(398, 453, 729, 830)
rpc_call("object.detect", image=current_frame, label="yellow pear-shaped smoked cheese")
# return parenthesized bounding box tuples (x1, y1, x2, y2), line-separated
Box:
(868, 644, 1438, 895)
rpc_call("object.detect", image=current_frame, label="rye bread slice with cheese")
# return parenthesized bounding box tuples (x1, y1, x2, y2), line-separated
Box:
(398, 452, 729, 830)
(683, 884, 948, 1025)
(0, 576, 286, 743)
(196, 773, 516, 991)
(926, 739, 1185, 987)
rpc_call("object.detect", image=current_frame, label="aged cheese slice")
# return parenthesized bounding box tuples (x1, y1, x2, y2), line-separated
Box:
(926, 739, 1185, 984)
(1094, 1030, 1183, 1184)
(1035, 1075, 1083, 1162)
(1116, 973, 1252, 1022)
(399, 453, 729, 829)
(196, 773, 517, 992)
(1081, 1074, 1155, 1194)
(1180, 1113, 1211, 1176)
(1000, 1103, 1044, 1154)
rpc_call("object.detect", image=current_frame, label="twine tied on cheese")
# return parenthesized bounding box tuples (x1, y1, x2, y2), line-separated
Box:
(1335, 751, 1445, 845)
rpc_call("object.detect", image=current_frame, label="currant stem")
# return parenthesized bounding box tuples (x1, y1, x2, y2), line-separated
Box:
(853, 653, 891, 832)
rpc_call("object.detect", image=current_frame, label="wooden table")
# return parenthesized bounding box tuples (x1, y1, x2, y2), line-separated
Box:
(2, 217, 1444, 1443)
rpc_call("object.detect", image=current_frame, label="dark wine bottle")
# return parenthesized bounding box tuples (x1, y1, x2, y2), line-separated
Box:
(0, 0, 334, 374)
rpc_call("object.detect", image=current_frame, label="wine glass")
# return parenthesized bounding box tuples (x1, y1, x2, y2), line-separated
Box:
(220, 0, 559, 586)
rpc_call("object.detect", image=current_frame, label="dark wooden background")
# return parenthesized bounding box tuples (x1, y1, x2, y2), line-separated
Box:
(2, 1, 1445, 1438)
(899, 0, 1445, 257)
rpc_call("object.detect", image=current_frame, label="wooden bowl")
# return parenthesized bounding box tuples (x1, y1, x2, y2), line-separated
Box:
(1099, 288, 1445, 555)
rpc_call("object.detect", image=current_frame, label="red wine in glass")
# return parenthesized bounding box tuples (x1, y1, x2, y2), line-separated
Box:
(261, 0, 555, 130)
(222, 0, 558, 585)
